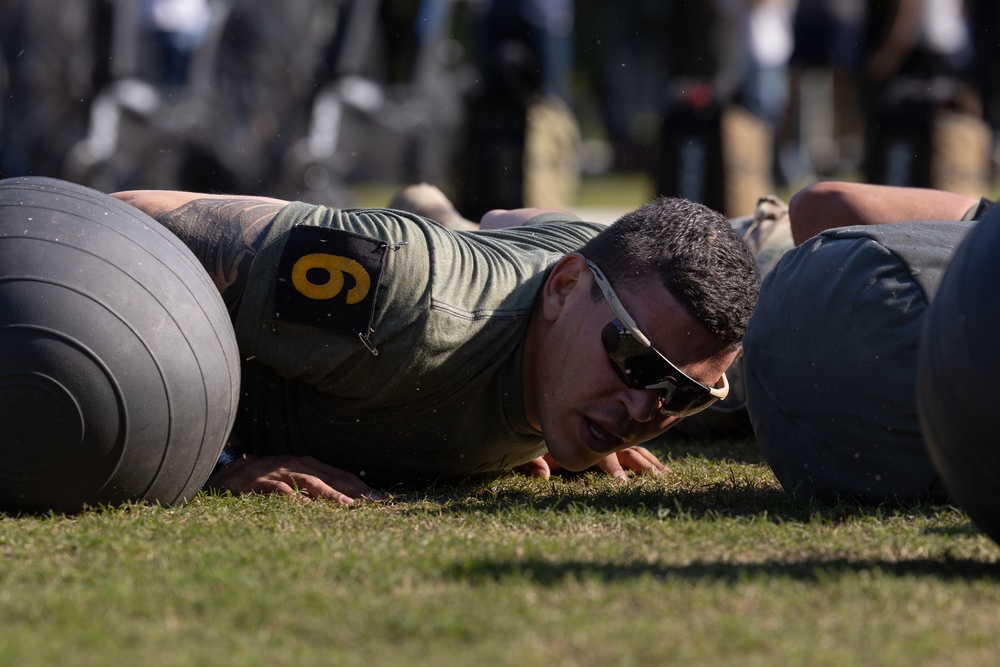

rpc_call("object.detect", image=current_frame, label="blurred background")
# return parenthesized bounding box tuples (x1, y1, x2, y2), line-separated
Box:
(0, 0, 997, 220)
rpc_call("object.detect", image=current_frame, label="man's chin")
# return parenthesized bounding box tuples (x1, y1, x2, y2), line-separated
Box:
(544, 441, 602, 473)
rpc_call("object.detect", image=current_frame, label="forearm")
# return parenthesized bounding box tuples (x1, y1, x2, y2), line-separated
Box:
(113, 190, 288, 219)
(788, 182, 979, 246)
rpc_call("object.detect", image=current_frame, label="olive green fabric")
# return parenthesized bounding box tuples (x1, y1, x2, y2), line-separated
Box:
(233, 202, 602, 484)
(744, 221, 973, 503)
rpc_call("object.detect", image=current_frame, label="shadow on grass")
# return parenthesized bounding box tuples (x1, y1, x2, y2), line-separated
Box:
(390, 479, 956, 526)
(444, 554, 1000, 585)
(651, 435, 765, 465)
(924, 523, 985, 537)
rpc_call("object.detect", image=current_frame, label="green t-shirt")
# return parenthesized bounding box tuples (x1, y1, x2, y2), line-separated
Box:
(232, 202, 603, 484)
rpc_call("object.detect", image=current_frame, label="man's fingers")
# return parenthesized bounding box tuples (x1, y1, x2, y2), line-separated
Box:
(615, 446, 670, 476)
(514, 455, 552, 480)
(246, 478, 314, 505)
(296, 457, 386, 500)
(210, 455, 386, 505)
(597, 454, 629, 483)
(284, 473, 357, 506)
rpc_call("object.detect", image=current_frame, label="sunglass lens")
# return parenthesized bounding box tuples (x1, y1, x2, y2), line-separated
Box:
(659, 386, 713, 415)
(601, 321, 719, 417)
(602, 321, 651, 388)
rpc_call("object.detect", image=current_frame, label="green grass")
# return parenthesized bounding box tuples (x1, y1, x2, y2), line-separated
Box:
(2, 437, 998, 666)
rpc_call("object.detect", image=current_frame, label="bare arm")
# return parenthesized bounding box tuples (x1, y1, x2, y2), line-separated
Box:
(112, 190, 288, 312)
(478, 208, 575, 230)
(788, 181, 979, 246)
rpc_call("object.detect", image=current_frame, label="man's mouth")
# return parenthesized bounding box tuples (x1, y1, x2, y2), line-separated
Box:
(582, 418, 624, 454)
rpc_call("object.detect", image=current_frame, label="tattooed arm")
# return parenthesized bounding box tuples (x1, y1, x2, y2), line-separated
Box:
(112, 190, 288, 312)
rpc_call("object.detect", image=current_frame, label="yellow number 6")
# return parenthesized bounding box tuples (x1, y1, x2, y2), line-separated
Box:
(291, 253, 371, 303)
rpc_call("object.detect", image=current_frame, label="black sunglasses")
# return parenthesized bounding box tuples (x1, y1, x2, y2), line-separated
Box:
(586, 260, 729, 417)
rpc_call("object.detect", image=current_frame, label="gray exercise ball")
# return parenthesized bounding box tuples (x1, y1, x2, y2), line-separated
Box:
(744, 221, 972, 503)
(918, 209, 1000, 543)
(0, 177, 240, 513)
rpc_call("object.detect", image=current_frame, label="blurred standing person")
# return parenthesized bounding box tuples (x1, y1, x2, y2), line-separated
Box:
(463, 0, 574, 109)
(779, 0, 866, 184)
(736, 0, 797, 185)
(456, 0, 580, 222)
(865, 0, 973, 86)
(654, 0, 728, 211)
(967, 0, 1000, 177)
(863, 0, 985, 192)
(739, 0, 796, 133)
(138, 0, 214, 88)
(0, 0, 98, 179)
(583, 0, 671, 172)
(656, 0, 777, 217)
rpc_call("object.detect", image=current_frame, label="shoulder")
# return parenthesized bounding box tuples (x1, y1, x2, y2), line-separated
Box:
(272, 202, 445, 245)
(474, 218, 606, 255)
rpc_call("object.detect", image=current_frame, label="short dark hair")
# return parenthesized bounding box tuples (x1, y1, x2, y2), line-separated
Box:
(578, 197, 760, 349)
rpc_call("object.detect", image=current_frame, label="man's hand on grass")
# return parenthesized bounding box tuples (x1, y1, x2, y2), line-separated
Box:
(595, 446, 670, 481)
(206, 454, 385, 506)
(517, 447, 670, 482)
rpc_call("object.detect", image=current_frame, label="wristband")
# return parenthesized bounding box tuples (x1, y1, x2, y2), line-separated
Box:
(211, 445, 245, 477)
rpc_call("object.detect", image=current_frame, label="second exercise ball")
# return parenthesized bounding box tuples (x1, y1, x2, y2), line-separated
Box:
(918, 205, 1000, 544)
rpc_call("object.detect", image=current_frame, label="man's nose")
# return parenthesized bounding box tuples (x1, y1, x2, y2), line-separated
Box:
(624, 387, 663, 423)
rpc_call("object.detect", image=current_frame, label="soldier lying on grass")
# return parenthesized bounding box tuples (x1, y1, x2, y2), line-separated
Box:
(113, 187, 760, 505)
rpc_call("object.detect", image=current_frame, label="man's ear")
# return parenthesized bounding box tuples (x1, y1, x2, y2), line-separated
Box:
(540, 253, 587, 322)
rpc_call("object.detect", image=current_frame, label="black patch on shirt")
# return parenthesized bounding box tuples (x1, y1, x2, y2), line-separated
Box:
(274, 225, 388, 337)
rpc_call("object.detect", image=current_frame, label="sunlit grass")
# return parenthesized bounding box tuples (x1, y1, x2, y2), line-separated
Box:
(1, 437, 997, 666)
